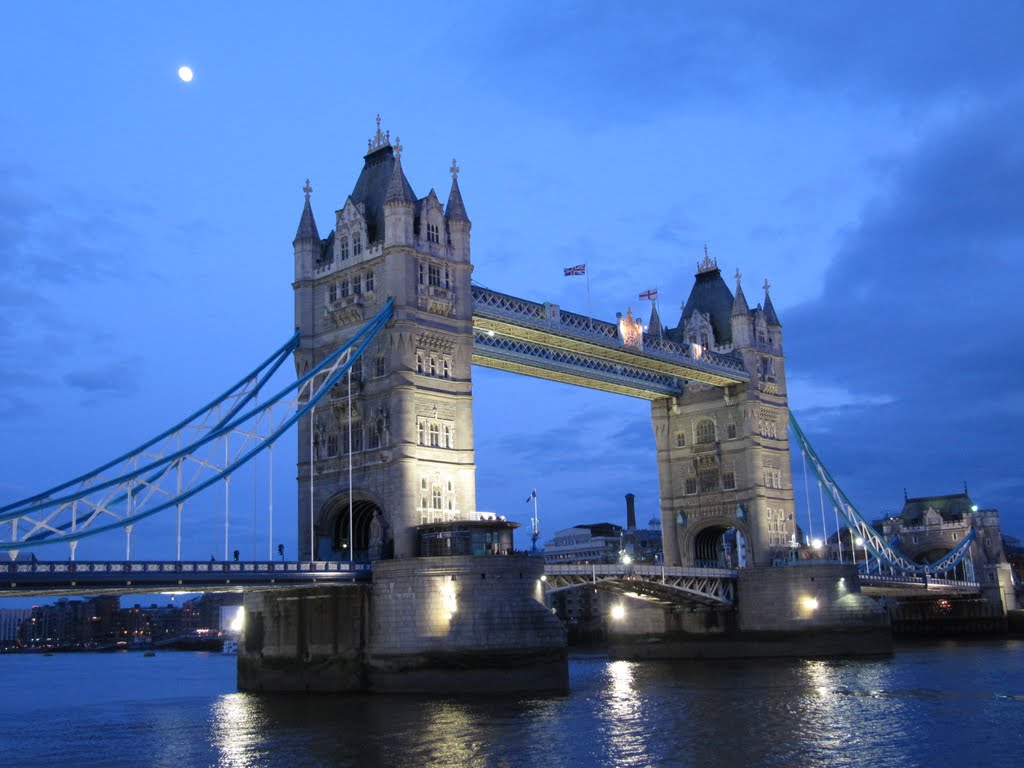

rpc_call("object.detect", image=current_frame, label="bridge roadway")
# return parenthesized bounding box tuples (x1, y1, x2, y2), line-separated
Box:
(544, 563, 739, 607)
(1, 560, 369, 597)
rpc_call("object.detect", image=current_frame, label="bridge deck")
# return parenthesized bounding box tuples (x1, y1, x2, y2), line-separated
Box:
(544, 563, 738, 606)
(2, 560, 370, 597)
(471, 287, 748, 398)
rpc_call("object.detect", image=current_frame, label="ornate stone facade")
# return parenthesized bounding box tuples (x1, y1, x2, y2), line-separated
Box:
(292, 121, 476, 559)
(652, 258, 797, 566)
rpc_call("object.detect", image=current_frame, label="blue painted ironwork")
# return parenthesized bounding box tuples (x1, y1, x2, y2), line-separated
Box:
(0, 300, 394, 552)
(789, 413, 976, 578)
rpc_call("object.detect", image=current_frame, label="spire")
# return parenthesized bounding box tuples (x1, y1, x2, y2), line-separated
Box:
(445, 157, 469, 221)
(731, 267, 749, 317)
(762, 278, 781, 326)
(385, 142, 415, 204)
(294, 179, 320, 242)
(647, 301, 663, 338)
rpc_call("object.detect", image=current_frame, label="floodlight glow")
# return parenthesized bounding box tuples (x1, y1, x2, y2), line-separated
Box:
(610, 604, 626, 621)
(229, 607, 245, 633)
(812, 538, 823, 549)
(801, 596, 819, 611)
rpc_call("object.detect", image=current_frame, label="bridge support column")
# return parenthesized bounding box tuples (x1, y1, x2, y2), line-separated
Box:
(239, 556, 567, 693)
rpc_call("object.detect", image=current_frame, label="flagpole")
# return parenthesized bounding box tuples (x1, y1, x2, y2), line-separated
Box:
(532, 491, 540, 552)
(585, 263, 593, 330)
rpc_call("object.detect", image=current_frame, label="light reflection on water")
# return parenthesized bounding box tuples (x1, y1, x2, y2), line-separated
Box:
(1, 641, 1022, 768)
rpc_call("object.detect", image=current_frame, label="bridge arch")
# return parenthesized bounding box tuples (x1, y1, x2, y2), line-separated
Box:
(685, 522, 749, 569)
(318, 492, 390, 562)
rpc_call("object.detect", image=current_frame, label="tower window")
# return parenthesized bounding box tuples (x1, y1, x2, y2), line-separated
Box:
(696, 419, 716, 444)
(429, 423, 440, 447)
(684, 478, 697, 495)
(427, 222, 440, 244)
(340, 279, 349, 298)
(374, 355, 386, 378)
(442, 358, 450, 379)
(326, 434, 339, 457)
(723, 471, 736, 490)
(340, 237, 349, 261)
(352, 274, 361, 295)
(353, 232, 362, 256)
(328, 283, 337, 303)
(676, 432, 686, 448)
(727, 424, 737, 439)
(431, 485, 442, 509)
(416, 352, 424, 374)
(365, 271, 374, 292)
(428, 264, 441, 287)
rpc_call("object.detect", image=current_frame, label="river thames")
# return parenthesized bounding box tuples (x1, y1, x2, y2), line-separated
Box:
(0, 640, 1020, 767)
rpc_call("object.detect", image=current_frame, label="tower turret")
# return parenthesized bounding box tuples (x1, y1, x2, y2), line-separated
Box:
(729, 268, 753, 349)
(293, 179, 320, 281)
(445, 158, 471, 263)
(383, 139, 415, 247)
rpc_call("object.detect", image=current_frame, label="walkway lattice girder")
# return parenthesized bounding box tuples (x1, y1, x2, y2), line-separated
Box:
(471, 287, 748, 398)
(544, 563, 736, 607)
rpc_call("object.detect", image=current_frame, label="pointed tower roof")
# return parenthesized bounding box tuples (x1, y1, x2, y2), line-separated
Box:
(762, 279, 781, 326)
(647, 301, 664, 338)
(350, 116, 416, 242)
(445, 158, 469, 222)
(294, 179, 320, 242)
(676, 248, 735, 345)
(731, 268, 750, 317)
(385, 142, 415, 204)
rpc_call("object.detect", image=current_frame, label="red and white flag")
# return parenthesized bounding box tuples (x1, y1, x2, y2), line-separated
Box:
(563, 264, 586, 276)
(639, 288, 658, 300)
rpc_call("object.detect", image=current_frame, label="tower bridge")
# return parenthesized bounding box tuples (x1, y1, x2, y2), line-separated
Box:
(2, 117, 1016, 690)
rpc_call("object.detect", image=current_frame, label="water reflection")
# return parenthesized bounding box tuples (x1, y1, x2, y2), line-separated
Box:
(212, 693, 267, 768)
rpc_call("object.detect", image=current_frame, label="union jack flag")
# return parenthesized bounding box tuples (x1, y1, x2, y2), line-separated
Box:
(563, 264, 586, 276)
(639, 289, 658, 300)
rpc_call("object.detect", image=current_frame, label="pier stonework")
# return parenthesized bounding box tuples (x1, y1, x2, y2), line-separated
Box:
(652, 260, 797, 568)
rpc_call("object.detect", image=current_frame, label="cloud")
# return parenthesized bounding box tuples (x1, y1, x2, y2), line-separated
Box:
(784, 97, 1024, 520)
(63, 357, 142, 395)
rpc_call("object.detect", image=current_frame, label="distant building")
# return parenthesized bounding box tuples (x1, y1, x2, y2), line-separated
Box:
(873, 490, 1017, 613)
(0, 608, 31, 647)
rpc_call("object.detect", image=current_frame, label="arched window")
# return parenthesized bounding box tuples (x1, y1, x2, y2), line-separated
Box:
(353, 231, 362, 256)
(696, 419, 716, 444)
(340, 237, 349, 261)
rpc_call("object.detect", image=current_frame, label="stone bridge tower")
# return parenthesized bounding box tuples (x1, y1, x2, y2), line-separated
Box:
(292, 119, 476, 560)
(651, 253, 796, 567)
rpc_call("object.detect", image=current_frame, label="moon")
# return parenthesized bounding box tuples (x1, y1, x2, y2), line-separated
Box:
(178, 66, 193, 82)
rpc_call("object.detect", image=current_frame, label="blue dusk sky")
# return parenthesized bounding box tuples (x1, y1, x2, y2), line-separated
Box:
(1, 1, 1022, 564)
